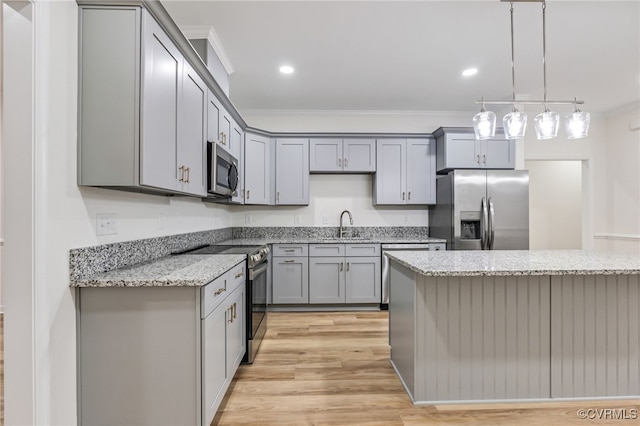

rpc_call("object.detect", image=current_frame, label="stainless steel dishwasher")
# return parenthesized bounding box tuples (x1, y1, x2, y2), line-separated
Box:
(381, 243, 445, 309)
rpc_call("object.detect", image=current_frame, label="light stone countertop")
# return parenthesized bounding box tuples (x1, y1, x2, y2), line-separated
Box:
(387, 250, 640, 277)
(72, 254, 246, 287)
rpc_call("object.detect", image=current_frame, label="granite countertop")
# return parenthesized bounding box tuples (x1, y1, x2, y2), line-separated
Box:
(72, 254, 246, 287)
(387, 250, 640, 277)
(217, 237, 446, 245)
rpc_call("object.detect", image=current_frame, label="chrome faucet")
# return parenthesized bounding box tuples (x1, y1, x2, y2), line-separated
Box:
(339, 210, 353, 238)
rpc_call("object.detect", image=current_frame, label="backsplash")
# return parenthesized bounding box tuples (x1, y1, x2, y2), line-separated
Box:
(232, 226, 430, 240)
(69, 228, 232, 282)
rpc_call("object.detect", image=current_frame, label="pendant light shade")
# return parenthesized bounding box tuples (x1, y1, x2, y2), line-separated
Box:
(565, 108, 590, 139)
(503, 108, 527, 139)
(473, 106, 496, 140)
(534, 109, 559, 140)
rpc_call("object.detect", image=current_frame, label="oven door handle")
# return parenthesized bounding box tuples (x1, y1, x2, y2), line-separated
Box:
(249, 262, 269, 281)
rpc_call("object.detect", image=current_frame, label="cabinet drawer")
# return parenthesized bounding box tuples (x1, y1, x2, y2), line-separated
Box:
(227, 261, 246, 293)
(202, 273, 228, 319)
(272, 244, 308, 257)
(309, 244, 345, 257)
(345, 244, 381, 257)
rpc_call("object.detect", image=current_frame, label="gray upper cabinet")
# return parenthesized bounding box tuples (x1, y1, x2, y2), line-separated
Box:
(229, 124, 244, 204)
(309, 138, 376, 173)
(275, 138, 310, 205)
(78, 7, 206, 196)
(374, 138, 435, 205)
(178, 61, 207, 196)
(434, 127, 515, 174)
(244, 132, 271, 205)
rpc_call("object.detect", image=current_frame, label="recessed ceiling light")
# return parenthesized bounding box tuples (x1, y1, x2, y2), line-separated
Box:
(279, 65, 294, 74)
(462, 68, 478, 77)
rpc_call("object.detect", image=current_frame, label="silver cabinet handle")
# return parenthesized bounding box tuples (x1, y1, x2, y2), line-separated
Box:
(476, 154, 481, 164)
(284, 259, 295, 263)
(213, 287, 226, 296)
(483, 154, 487, 164)
(246, 190, 250, 199)
(338, 158, 342, 168)
(402, 192, 405, 201)
(178, 166, 185, 182)
(185, 167, 190, 183)
(284, 249, 295, 253)
(344, 158, 348, 168)
(346, 262, 350, 271)
(276, 192, 280, 203)
(408, 191, 411, 200)
(340, 262, 344, 271)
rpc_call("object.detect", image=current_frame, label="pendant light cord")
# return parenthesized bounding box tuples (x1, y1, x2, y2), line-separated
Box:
(510, 2, 516, 105)
(542, 0, 548, 108)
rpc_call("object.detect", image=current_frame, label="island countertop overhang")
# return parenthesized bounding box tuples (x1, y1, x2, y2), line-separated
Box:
(386, 249, 640, 277)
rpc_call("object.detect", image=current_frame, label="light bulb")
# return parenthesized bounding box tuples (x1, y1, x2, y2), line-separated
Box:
(503, 108, 527, 139)
(473, 109, 496, 140)
(534, 109, 559, 140)
(565, 110, 590, 139)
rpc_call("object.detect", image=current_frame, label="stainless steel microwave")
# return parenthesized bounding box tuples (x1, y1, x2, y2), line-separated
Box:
(207, 142, 239, 198)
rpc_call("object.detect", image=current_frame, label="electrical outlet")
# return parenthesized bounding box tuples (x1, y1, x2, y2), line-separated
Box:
(322, 216, 329, 225)
(404, 216, 409, 224)
(245, 214, 253, 224)
(96, 213, 118, 236)
(294, 215, 301, 225)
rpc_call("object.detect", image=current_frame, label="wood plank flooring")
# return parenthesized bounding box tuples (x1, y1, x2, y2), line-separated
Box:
(213, 311, 639, 425)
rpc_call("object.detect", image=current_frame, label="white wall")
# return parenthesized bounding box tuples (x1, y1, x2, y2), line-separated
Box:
(3, 2, 233, 424)
(600, 105, 640, 254)
(526, 160, 582, 250)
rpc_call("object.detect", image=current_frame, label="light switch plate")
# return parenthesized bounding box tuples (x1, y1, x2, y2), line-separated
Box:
(96, 213, 118, 236)
(322, 216, 329, 225)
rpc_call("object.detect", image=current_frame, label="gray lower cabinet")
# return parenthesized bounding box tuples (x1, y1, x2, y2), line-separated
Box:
(272, 244, 309, 304)
(309, 244, 381, 304)
(78, 6, 207, 196)
(274, 138, 310, 205)
(78, 261, 246, 426)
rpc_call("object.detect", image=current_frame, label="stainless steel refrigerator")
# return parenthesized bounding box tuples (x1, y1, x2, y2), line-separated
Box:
(429, 170, 529, 250)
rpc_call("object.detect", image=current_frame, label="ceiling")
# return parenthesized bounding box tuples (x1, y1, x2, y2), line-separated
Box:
(162, 1, 640, 116)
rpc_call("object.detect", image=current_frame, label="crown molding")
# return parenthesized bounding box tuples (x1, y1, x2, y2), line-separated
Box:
(180, 25, 234, 75)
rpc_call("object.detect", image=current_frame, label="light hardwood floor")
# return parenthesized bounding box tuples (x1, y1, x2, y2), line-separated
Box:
(213, 311, 639, 425)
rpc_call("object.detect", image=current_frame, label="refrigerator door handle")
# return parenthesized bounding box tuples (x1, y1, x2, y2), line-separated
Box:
(488, 197, 495, 249)
(481, 197, 488, 250)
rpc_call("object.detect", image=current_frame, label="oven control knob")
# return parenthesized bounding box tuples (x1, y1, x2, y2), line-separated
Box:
(251, 254, 259, 263)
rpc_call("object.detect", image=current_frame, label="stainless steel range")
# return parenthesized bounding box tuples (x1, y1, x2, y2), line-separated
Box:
(175, 243, 269, 363)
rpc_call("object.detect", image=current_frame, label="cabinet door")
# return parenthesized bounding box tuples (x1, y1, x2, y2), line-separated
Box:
(202, 304, 227, 426)
(219, 108, 232, 153)
(310, 138, 342, 172)
(309, 257, 345, 304)
(178, 62, 207, 196)
(406, 138, 435, 204)
(230, 126, 244, 204)
(141, 13, 181, 192)
(442, 134, 480, 170)
(275, 138, 309, 205)
(244, 133, 271, 205)
(346, 257, 381, 303)
(343, 138, 376, 172)
(206, 90, 221, 147)
(226, 285, 245, 377)
(374, 139, 406, 205)
(272, 257, 309, 304)
(482, 138, 515, 169)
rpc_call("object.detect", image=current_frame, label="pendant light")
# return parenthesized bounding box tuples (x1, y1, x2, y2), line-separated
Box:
(502, 1, 526, 139)
(473, 0, 589, 141)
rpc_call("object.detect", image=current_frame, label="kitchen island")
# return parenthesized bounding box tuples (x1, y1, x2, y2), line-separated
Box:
(387, 250, 640, 405)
